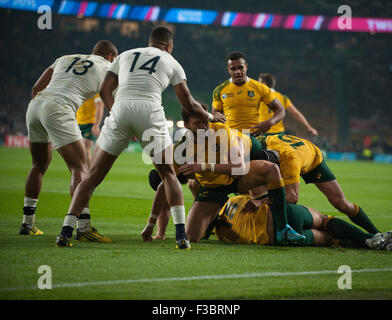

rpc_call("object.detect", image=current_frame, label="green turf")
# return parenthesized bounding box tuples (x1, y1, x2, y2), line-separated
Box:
(0, 146, 391, 300)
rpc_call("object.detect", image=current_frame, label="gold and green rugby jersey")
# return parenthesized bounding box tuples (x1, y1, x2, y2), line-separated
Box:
(212, 77, 274, 130)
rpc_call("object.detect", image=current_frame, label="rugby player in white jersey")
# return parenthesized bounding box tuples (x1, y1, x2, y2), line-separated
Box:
(21, 40, 118, 242)
(56, 26, 225, 249)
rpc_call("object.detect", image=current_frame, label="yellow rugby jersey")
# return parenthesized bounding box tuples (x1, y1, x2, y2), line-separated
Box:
(212, 78, 275, 130)
(174, 123, 252, 188)
(215, 195, 271, 245)
(76, 94, 101, 125)
(259, 90, 293, 134)
(261, 134, 323, 185)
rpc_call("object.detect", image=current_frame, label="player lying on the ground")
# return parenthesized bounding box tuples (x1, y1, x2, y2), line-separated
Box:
(256, 133, 380, 235)
(21, 40, 117, 242)
(142, 104, 306, 244)
(144, 146, 278, 240)
(213, 193, 392, 250)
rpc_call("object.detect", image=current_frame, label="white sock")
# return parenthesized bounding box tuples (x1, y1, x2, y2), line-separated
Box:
(23, 197, 38, 226)
(170, 205, 186, 225)
(77, 208, 91, 232)
(24, 197, 38, 208)
(63, 214, 78, 229)
(81, 207, 90, 215)
(22, 214, 35, 226)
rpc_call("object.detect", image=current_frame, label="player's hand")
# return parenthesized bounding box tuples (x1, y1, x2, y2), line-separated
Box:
(92, 124, 100, 137)
(211, 112, 226, 123)
(250, 121, 272, 136)
(242, 200, 259, 213)
(308, 127, 318, 137)
(141, 225, 154, 242)
(178, 163, 202, 176)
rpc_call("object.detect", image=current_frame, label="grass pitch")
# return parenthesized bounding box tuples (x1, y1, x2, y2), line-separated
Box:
(0, 146, 392, 300)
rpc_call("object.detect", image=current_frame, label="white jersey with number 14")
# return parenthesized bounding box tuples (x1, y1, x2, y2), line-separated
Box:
(108, 46, 186, 107)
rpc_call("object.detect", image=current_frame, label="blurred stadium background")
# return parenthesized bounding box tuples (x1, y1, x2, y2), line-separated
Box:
(1, 0, 391, 161)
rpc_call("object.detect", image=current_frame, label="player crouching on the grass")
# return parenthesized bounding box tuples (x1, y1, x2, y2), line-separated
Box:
(213, 191, 392, 250)
(142, 103, 306, 245)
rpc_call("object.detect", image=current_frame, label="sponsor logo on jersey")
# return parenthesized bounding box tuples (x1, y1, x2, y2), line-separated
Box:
(222, 93, 234, 99)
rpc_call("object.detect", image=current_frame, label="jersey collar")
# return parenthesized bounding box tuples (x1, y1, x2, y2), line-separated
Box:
(229, 76, 249, 85)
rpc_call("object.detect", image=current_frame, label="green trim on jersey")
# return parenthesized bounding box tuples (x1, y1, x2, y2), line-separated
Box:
(212, 79, 231, 103)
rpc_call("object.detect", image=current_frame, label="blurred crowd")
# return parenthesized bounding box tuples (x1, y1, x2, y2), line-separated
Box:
(1, 7, 391, 155)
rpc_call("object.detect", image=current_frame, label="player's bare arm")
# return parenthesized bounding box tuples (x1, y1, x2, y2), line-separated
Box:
(287, 104, 318, 136)
(174, 81, 225, 123)
(99, 71, 118, 112)
(251, 98, 285, 136)
(31, 67, 53, 99)
(92, 98, 104, 137)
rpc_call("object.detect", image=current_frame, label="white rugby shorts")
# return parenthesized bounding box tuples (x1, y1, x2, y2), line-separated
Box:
(26, 97, 82, 149)
(97, 100, 172, 157)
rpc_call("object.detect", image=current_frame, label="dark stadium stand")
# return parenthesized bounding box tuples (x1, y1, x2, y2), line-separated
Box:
(1, 1, 391, 155)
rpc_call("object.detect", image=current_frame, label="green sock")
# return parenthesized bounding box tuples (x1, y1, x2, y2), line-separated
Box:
(303, 230, 315, 246)
(326, 218, 374, 247)
(350, 206, 379, 234)
(268, 186, 288, 231)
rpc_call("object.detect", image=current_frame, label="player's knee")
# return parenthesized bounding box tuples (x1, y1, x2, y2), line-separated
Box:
(188, 179, 198, 192)
(161, 172, 177, 187)
(311, 212, 324, 228)
(253, 160, 279, 182)
(72, 165, 88, 181)
(313, 229, 333, 246)
(185, 221, 204, 243)
(157, 164, 176, 180)
(265, 162, 281, 180)
(32, 162, 49, 174)
(187, 234, 201, 243)
(329, 197, 352, 214)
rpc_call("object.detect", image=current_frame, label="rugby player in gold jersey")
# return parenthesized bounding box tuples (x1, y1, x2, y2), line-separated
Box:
(212, 52, 285, 136)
